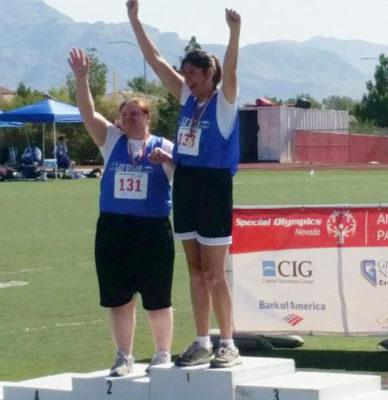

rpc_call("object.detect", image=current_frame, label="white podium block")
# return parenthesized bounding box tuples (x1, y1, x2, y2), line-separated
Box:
(348, 393, 388, 400)
(1, 382, 13, 400)
(71, 364, 149, 400)
(150, 356, 295, 400)
(3, 373, 83, 400)
(235, 371, 381, 400)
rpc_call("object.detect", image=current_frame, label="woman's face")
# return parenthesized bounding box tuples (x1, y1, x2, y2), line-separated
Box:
(119, 102, 150, 137)
(182, 62, 214, 99)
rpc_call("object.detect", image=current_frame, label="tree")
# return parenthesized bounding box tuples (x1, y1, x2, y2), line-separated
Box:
(14, 82, 43, 106)
(48, 86, 71, 103)
(184, 36, 202, 53)
(322, 95, 357, 113)
(155, 92, 180, 140)
(66, 48, 108, 104)
(127, 77, 165, 97)
(354, 54, 388, 127)
(285, 93, 322, 109)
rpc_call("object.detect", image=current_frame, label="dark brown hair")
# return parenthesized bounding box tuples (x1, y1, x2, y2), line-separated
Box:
(180, 50, 222, 89)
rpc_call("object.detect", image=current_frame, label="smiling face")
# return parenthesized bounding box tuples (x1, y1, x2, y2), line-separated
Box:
(119, 99, 150, 139)
(181, 62, 215, 102)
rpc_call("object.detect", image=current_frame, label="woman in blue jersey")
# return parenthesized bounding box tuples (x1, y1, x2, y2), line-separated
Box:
(68, 48, 175, 376)
(127, 0, 241, 368)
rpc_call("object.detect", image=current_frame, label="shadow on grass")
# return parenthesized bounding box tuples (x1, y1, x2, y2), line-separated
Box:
(141, 349, 387, 373)
(241, 348, 388, 372)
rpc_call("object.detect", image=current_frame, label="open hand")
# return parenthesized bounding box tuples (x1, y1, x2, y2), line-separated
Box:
(68, 48, 90, 78)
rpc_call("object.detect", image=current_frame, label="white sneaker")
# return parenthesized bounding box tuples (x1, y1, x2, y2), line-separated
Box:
(210, 343, 242, 368)
(109, 351, 134, 377)
(145, 351, 171, 374)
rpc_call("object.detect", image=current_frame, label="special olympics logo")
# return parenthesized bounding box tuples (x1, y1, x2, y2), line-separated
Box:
(327, 210, 356, 245)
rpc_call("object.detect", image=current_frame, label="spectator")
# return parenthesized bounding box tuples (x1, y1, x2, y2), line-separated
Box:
(21, 141, 42, 166)
(55, 136, 74, 170)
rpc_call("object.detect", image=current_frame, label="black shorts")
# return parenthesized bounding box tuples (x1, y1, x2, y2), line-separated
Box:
(95, 212, 174, 310)
(173, 166, 233, 239)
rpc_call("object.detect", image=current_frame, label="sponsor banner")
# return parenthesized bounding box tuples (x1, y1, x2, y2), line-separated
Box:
(231, 206, 388, 334)
(231, 207, 388, 253)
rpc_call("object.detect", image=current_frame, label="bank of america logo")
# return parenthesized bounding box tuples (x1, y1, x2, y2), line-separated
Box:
(262, 261, 276, 277)
(284, 314, 304, 326)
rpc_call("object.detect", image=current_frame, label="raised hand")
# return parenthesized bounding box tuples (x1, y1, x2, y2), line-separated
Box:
(225, 8, 241, 32)
(68, 48, 90, 79)
(126, 0, 139, 22)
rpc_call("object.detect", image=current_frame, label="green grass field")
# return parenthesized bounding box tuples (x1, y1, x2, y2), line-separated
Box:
(1, 169, 388, 381)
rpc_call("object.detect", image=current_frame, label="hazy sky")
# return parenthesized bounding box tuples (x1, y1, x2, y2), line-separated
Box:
(43, 0, 388, 46)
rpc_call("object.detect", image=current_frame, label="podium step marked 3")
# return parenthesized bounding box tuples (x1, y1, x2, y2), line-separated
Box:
(2, 357, 388, 400)
(235, 371, 385, 400)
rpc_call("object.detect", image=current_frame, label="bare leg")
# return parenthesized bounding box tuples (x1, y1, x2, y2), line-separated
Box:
(109, 297, 137, 354)
(148, 307, 173, 352)
(200, 244, 233, 339)
(182, 239, 211, 336)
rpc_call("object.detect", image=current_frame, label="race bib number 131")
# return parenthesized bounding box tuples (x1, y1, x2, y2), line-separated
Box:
(114, 171, 148, 200)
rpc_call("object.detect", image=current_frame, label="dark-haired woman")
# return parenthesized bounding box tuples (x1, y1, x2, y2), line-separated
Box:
(68, 48, 175, 376)
(127, 0, 241, 368)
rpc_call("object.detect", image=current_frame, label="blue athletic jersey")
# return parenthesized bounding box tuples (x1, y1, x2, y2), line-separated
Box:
(100, 135, 171, 217)
(172, 91, 240, 175)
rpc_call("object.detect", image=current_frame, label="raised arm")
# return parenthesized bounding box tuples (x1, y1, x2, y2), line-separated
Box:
(68, 48, 110, 147)
(222, 9, 241, 103)
(126, 0, 183, 101)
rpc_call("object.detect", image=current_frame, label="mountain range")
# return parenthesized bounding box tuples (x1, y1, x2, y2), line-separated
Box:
(1, 0, 388, 103)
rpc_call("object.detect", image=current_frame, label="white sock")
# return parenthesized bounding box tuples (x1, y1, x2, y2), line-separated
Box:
(220, 338, 236, 349)
(196, 336, 212, 349)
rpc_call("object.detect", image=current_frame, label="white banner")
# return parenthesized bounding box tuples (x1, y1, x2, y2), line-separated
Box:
(230, 206, 388, 334)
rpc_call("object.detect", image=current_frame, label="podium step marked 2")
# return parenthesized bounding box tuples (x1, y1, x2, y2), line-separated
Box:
(72, 364, 150, 400)
(2, 357, 388, 400)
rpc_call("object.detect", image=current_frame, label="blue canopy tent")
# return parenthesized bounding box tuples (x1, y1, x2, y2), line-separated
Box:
(0, 111, 25, 166)
(0, 99, 83, 177)
(0, 111, 24, 128)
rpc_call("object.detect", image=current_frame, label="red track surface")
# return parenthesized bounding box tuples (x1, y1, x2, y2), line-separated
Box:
(238, 162, 388, 171)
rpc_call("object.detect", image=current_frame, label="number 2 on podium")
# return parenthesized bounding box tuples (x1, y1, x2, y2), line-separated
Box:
(106, 380, 113, 395)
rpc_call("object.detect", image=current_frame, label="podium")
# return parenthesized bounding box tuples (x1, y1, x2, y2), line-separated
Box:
(2, 356, 387, 400)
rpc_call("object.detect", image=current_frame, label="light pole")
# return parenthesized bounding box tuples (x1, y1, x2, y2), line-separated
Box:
(107, 40, 147, 95)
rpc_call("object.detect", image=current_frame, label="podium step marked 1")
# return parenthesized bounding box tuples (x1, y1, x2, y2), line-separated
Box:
(149, 356, 294, 400)
(2, 357, 388, 400)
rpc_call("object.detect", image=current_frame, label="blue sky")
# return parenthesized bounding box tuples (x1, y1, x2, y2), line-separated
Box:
(43, 0, 388, 46)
